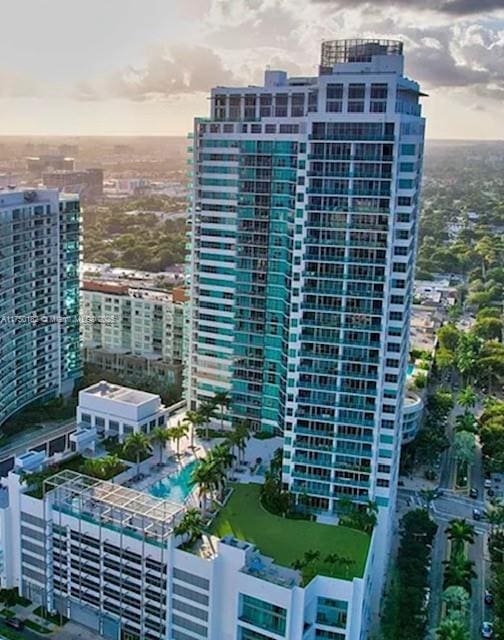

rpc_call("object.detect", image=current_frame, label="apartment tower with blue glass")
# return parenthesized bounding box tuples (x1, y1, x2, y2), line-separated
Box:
(188, 37, 425, 596)
(0, 188, 81, 425)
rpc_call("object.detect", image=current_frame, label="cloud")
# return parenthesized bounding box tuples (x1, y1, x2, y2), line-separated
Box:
(0, 69, 45, 98)
(313, 0, 504, 16)
(74, 45, 240, 101)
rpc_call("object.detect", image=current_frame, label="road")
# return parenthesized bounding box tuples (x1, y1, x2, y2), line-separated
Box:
(397, 401, 489, 639)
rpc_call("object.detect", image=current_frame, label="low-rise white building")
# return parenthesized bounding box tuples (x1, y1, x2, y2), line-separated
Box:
(77, 381, 168, 440)
(0, 469, 374, 640)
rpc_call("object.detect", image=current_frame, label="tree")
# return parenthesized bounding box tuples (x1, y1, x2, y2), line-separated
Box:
(453, 432, 476, 467)
(476, 340, 504, 394)
(212, 391, 230, 431)
(454, 412, 477, 433)
(210, 443, 235, 494)
(455, 333, 480, 384)
(183, 410, 205, 449)
(474, 316, 503, 341)
(174, 508, 204, 546)
(339, 500, 378, 534)
(190, 460, 215, 517)
(442, 586, 470, 618)
(436, 617, 469, 640)
(446, 519, 476, 553)
(123, 432, 151, 479)
(325, 552, 356, 578)
(443, 553, 477, 593)
(168, 421, 189, 457)
(200, 401, 218, 439)
(438, 324, 461, 352)
(150, 426, 171, 466)
(457, 386, 477, 411)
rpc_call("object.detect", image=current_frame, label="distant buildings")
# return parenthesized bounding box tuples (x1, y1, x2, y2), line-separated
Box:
(103, 177, 149, 197)
(0, 189, 81, 425)
(81, 281, 186, 387)
(188, 38, 426, 636)
(42, 168, 103, 201)
(26, 155, 74, 174)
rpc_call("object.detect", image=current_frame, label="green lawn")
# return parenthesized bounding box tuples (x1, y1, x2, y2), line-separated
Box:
(209, 483, 370, 582)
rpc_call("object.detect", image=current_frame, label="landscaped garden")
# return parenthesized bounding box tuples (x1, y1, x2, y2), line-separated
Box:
(209, 483, 370, 583)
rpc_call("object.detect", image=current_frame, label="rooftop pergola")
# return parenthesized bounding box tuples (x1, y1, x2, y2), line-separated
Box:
(44, 470, 184, 544)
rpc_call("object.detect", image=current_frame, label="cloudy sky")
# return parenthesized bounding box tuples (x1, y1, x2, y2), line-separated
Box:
(2, 0, 504, 138)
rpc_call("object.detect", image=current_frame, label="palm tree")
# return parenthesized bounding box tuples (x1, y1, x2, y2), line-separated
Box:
(205, 447, 230, 501)
(225, 428, 242, 471)
(447, 519, 476, 552)
(443, 553, 477, 593)
(183, 410, 205, 450)
(325, 552, 355, 578)
(200, 401, 218, 440)
(211, 443, 235, 479)
(190, 459, 218, 517)
(150, 426, 171, 466)
(123, 432, 151, 480)
(174, 508, 204, 545)
(233, 420, 250, 464)
(168, 421, 189, 457)
(458, 386, 477, 411)
(212, 391, 230, 431)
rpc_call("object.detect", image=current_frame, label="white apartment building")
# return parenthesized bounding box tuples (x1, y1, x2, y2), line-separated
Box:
(0, 188, 81, 425)
(0, 468, 374, 640)
(77, 381, 168, 440)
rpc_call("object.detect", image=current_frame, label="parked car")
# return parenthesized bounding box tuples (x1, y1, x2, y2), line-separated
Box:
(485, 590, 494, 605)
(473, 508, 482, 520)
(470, 487, 479, 498)
(4, 618, 24, 630)
(488, 489, 495, 497)
(481, 621, 494, 638)
(485, 479, 492, 489)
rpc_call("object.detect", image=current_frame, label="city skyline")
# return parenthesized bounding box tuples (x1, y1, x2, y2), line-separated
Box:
(1, 0, 503, 139)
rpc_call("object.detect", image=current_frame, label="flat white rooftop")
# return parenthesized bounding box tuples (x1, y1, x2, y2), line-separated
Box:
(84, 381, 158, 406)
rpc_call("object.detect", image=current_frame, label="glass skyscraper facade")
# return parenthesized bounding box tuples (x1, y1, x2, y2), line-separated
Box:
(0, 189, 81, 425)
(188, 40, 425, 529)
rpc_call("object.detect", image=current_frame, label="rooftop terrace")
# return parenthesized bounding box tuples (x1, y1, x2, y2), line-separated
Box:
(210, 483, 370, 583)
(44, 470, 184, 544)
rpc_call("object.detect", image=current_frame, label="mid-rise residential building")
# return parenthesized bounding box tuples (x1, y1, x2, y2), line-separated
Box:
(77, 380, 168, 440)
(81, 282, 185, 387)
(42, 168, 104, 201)
(0, 189, 81, 425)
(187, 37, 426, 626)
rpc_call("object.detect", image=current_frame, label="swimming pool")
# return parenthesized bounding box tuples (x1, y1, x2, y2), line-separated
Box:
(407, 363, 415, 377)
(149, 459, 198, 503)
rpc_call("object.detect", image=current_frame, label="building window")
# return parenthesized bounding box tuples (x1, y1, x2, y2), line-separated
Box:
(370, 83, 388, 113)
(239, 594, 287, 636)
(316, 597, 348, 629)
(260, 94, 272, 117)
(274, 93, 288, 117)
(326, 83, 343, 112)
(291, 93, 305, 117)
(348, 83, 365, 112)
(81, 413, 91, 424)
